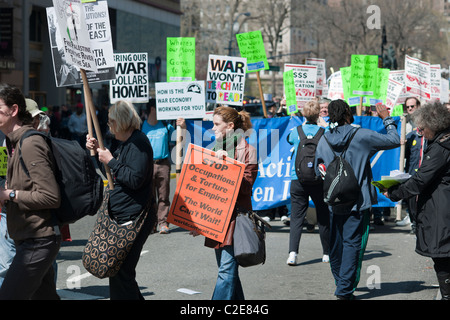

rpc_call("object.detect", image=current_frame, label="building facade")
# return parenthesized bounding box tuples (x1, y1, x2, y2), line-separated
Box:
(0, 0, 181, 109)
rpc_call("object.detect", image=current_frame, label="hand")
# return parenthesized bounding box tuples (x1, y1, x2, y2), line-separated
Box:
(189, 230, 200, 237)
(86, 135, 99, 153)
(176, 118, 186, 129)
(97, 147, 113, 165)
(376, 104, 390, 120)
(383, 191, 390, 198)
(215, 150, 228, 159)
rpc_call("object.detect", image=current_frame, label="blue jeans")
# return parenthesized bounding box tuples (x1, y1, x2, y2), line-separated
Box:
(0, 212, 15, 287)
(212, 246, 244, 300)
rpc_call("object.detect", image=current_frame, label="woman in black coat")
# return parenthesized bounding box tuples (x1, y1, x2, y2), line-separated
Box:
(385, 101, 450, 300)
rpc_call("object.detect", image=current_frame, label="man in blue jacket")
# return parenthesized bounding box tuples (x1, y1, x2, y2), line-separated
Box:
(315, 100, 400, 299)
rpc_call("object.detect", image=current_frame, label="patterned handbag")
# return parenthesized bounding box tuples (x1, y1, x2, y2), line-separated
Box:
(82, 187, 151, 279)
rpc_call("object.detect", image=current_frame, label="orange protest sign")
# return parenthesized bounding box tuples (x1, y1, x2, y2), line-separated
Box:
(167, 143, 245, 243)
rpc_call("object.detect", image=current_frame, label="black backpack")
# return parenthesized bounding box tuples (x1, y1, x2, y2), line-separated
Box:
(295, 126, 325, 184)
(322, 128, 360, 208)
(19, 130, 104, 225)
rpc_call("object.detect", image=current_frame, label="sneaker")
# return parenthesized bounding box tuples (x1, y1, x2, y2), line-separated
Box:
(322, 255, 330, 263)
(159, 226, 170, 234)
(287, 252, 297, 266)
(396, 215, 411, 226)
(262, 216, 271, 223)
(281, 215, 290, 226)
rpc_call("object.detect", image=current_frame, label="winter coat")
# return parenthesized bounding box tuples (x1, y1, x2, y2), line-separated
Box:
(389, 128, 450, 258)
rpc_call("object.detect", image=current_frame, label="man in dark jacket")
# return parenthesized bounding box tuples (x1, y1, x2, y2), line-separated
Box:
(316, 100, 400, 299)
(386, 101, 450, 300)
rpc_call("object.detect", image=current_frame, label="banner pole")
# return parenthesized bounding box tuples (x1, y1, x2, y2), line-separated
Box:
(357, 96, 363, 116)
(396, 112, 407, 221)
(80, 69, 114, 190)
(256, 71, 268, 118)
(176, 126, 183, 184)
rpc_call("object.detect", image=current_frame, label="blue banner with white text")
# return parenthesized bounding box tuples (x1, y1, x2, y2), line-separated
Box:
(183, 116, 401, 210)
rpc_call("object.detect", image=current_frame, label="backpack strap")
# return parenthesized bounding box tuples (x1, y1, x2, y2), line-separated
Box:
(297, 126, 325, 142)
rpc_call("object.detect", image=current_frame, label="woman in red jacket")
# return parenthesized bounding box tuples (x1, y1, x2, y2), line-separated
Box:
(187, 106, 258, 300)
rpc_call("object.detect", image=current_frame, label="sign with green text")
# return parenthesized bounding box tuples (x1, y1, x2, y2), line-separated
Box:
(236, 30, 269, 73)
(283, 70, 298, 115)
(350, 55, 378, 96)
(167, 37, 195, 82)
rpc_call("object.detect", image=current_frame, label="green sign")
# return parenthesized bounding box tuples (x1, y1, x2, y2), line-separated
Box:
(0, 147, 7, 176)
(341, 66, 360, 106)
(166, 37, 195, 82)
(350, 55, 378, 96)
(283, 70, 298, 115)
(236, 30, 269, 73)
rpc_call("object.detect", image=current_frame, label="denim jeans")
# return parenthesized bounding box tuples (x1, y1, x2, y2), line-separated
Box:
(0, 212, 15, 287)
(212, 246, 244, 300)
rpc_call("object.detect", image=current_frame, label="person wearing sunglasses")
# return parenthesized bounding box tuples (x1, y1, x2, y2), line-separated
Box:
(385, 101, 450, 300)
(404, 97, 421, 134)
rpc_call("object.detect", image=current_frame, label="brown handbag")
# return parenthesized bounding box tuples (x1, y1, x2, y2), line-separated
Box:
(82, 187, 150, 279)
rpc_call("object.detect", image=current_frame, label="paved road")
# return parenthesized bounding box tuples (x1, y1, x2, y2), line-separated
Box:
(55, 207, 440, 302)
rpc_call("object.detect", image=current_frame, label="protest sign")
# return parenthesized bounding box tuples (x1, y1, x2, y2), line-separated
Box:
(46, 1, 114, 87)
(167, 37, 195, 82)
(306, 58, 326, 96)
(236, 30, 269, 73)
(350, 55, 378, 96)
(52, 0, 97, 72)
(441, 78, 449, 103)
(155, 81, 206, 120)
(0, 147, 7, 176)
(405, 55, 431, 101)
(109, 53, 149, 103)
(389, 70, 408, 104)
(206, 55, 247, 106)
(430, 64, 441, 101)
(283, 70, 298, 115)
(369, 68, 390, 105)
(284, 64, 317, 103)
(327, 71, 344, 101)
(385, 78, 404, 111)
(167, 144, 245, 243)
(340, 66, 360, 106)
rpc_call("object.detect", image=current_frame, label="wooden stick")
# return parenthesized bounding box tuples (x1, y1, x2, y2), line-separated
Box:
(396, 113, 407, 221)
(256, 71, 268, 118)
(176, 126, 183, 184)
(80, 69, 114, 190)
(357, 96, 363, 116)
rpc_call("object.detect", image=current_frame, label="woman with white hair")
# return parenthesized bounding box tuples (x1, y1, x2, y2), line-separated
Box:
(86, 100, 155, 300)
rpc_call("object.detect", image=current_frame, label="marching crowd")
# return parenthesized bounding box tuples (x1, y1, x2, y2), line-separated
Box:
(0, 83, 449, 301)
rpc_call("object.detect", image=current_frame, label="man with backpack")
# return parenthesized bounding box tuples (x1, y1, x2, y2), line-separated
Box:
(286, 100, 330, 266)
(315, 100, 399, 300)
(0, 84, 61, 299)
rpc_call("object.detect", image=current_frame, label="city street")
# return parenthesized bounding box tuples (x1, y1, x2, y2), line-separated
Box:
(55, 174, 440, 302)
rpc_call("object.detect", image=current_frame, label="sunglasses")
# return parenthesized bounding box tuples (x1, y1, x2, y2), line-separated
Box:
(406, 105, 416, 109)
(417, 127, 424, 132)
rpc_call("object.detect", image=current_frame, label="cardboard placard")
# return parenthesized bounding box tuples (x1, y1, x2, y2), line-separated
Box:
(283, 70, 298, 115)
(155, 81, 206, 120)
(206, 55, 247, 106)
(405, 55, 431, 101)
(236, 30, 269, 73)
(167, 144, 245, 243)
(166, 37, 195, 82)
(109, 53, 149, 103)
(284, 64, 318, 103)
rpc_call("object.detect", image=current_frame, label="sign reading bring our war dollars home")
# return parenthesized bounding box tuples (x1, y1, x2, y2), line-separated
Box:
(167, 144, 245, 243)
(206, 55, 247, 106)
(155, 81, 206, 120)
(110, 53, 149, 103)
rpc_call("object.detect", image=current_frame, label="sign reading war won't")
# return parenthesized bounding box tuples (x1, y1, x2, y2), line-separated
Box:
(167, 144, 245, 243)
(206, 55, 247, 106)
(110, 53, 148, 103)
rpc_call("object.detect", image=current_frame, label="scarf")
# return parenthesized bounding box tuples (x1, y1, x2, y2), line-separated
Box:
(212, 133, 241, 160)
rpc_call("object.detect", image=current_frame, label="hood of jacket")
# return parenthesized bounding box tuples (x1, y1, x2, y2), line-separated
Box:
(436, 129, 450, 151)
(324, 124, 359, 153)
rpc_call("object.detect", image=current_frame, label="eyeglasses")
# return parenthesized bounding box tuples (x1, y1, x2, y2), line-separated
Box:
(406, 105, 416, 109)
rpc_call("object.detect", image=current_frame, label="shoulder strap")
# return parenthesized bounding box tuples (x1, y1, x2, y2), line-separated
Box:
(297, 126, 307, 141)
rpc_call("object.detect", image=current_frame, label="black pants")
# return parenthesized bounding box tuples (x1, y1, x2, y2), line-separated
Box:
(289, 179, 330, 255)
(0, 235, 61, 300)
(433, 257, 450, 297)
(109, 210, 156, 300)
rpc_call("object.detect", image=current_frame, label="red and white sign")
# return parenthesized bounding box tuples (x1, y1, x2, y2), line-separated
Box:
(284, 64, 317, 103)
(405, 55, 431, 101)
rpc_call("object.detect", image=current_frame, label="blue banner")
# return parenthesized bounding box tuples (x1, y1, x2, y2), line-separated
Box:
(184, 116, 401, 210)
